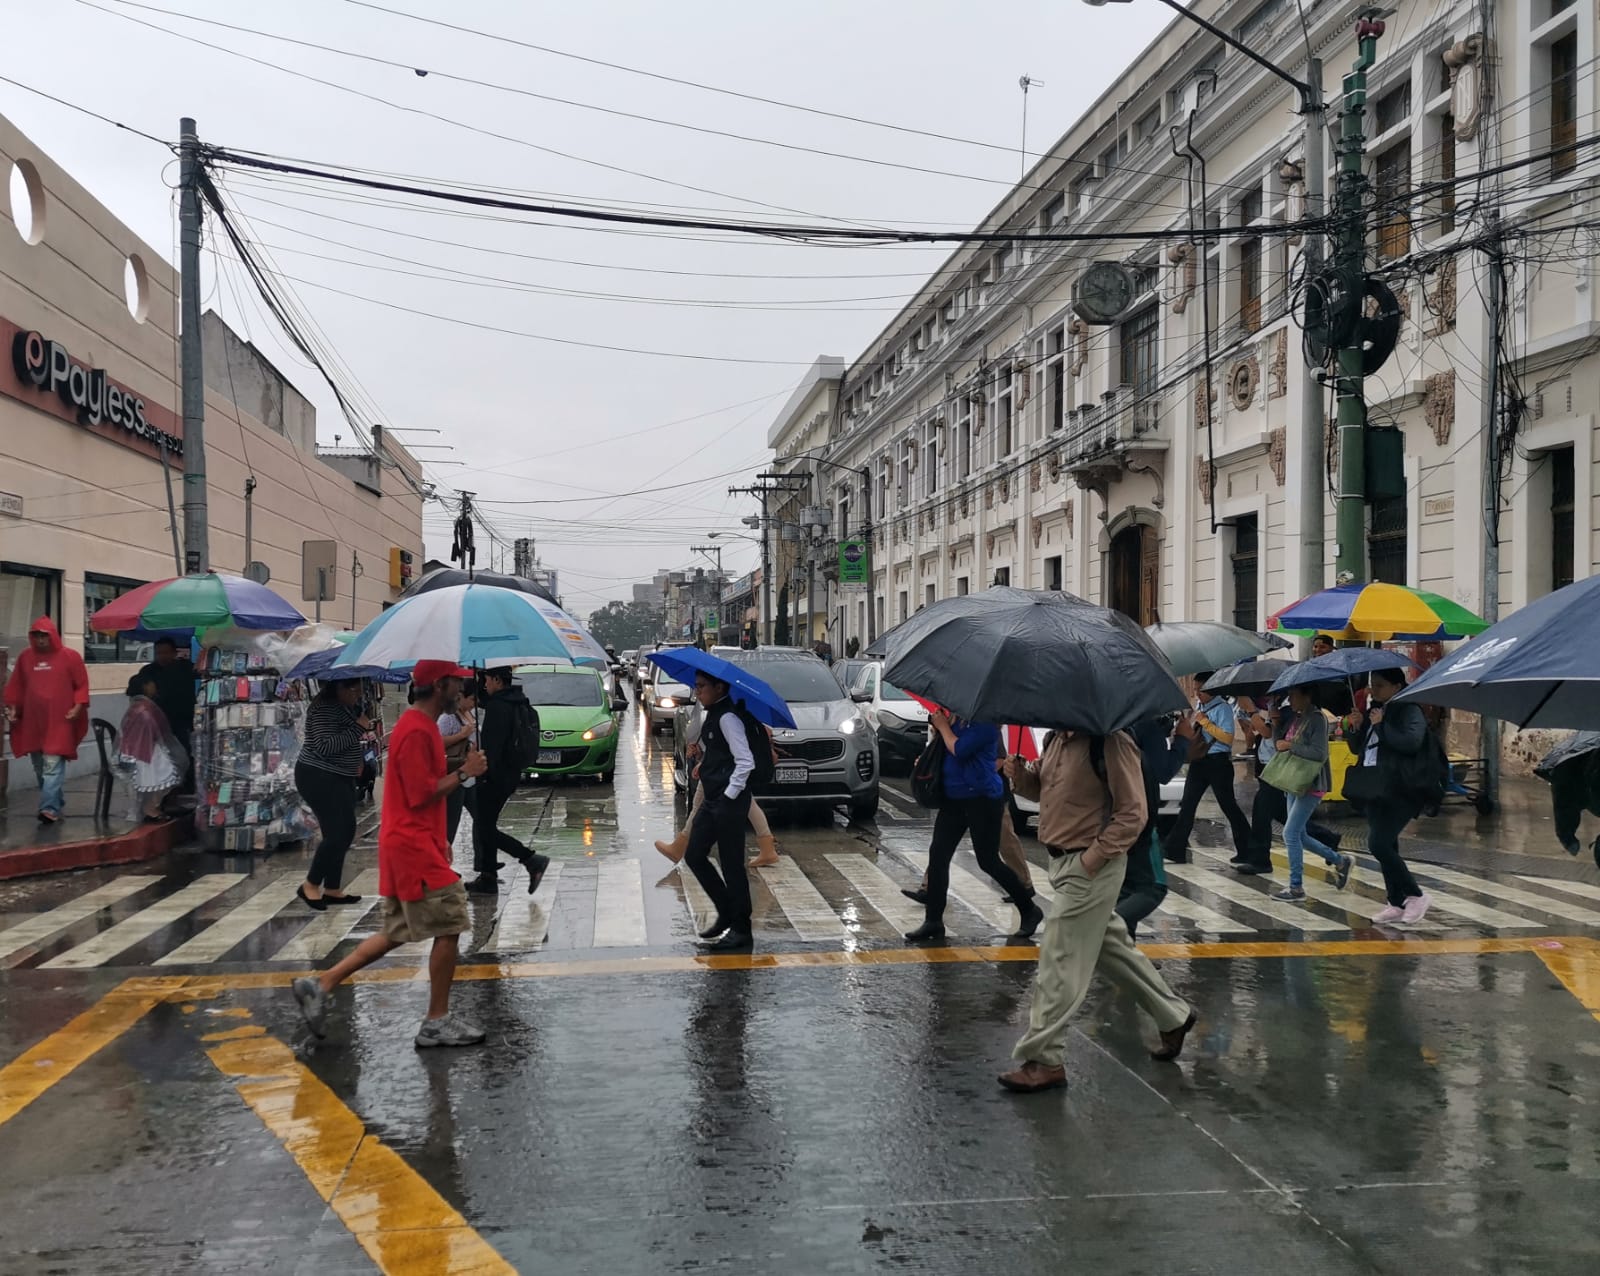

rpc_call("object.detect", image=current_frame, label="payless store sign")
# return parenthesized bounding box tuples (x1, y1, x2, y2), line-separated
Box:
(2, 319, 184, 462)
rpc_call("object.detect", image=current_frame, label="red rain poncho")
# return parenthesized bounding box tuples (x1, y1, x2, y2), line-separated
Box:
(3, 617, 90, 760)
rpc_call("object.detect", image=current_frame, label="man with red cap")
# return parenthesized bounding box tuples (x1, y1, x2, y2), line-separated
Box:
(3, 617, 89, 824)
(292, 660, 488, 1047)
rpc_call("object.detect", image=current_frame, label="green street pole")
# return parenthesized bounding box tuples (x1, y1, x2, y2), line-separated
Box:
(1333, 14, 1384, 585)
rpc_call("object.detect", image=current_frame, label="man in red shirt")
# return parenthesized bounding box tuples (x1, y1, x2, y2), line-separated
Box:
(293, 661, 488, 1048)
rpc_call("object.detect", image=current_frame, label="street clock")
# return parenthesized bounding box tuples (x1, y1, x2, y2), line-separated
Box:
(1072, 261, 1139, 325)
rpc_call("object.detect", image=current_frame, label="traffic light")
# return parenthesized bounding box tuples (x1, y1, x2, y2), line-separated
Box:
(388, 547, 414, 590)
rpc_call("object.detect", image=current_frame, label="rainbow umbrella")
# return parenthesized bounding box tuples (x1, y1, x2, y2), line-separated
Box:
(1267, 583, 1487, 641)
(89, 572, 305, 638)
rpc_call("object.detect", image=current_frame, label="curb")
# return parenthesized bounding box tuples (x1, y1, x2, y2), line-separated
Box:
(0, 819, 184, 881)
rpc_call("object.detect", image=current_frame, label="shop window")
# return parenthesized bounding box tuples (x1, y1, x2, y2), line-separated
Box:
(1119, 304, 1160, 392)
(1229, 516, 1260, 632)
(1551, 445, 1576, 590)
(1369, 495, 1408, 584)
(84, 574, 152, 664)
(0, 562, 61, 650)
(1549, 32, 1579, 177)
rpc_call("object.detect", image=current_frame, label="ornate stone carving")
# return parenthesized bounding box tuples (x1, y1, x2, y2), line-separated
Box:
(1227, 356, 1260, 412)
(959, 488, 970, 518)
(1268, 427, 1287, 487)
(1031, 516, 1044, 548)
(1014, 359, 1032, 407)
(1069, 318, 1090, 375)
(1194, 377, 1215, 430)
(1030, 461, 1042, 493)
(1047, 452, 1062, 482)
(948, 549, 958, 569)
(1064, 499, 1075, 537)
(984, 483, 995, 511)
(1445, 35, 1488, 141)
(1425, 370, 1456, 446)
(1196, 456, 1215, 504)
(928, 503, 938, 529)
(1424, 261, 1457, 336)
(1166, 242, 1197, 315)
(1280, 160, 1306, 247)
(985, 533, 996, 556)
(1269, 329, 1288, 399)
(999, 474, 1011, 503)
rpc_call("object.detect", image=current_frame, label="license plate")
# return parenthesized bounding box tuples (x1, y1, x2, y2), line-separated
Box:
(537, 750, 561, 764)
(775, 764, 807, 784)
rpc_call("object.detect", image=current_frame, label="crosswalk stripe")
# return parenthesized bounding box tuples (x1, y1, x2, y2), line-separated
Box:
(271, 870, 382, 961)
(756, 858, 848, 941)
(0, 877, 162, 966)
(485, 862, 564, 953)
(876, 803, 908, 822)
(1151, 888, 1258, 934)
(43, 875, 247, 968)
(901, 853, 1019, 934)
(1514, 874, 1600, 903)
(826, 854, 926, 932)
(592, 858, 649, 948)
(155, 878, 305, 965)
(1164, 862, 1348, 931)
(676, 863, 719, 932)
(1412, 864, 1600, 926)
(1206, 848, 1452, 929)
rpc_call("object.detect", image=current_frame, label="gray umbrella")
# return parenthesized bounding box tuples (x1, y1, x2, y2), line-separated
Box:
(1201, 658, 1300, 698)
(882, 588, 1186, 734)
(1145, 621, 1290, 677)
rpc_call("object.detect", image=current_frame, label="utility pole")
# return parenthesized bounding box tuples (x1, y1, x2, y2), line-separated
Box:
(732, 473, 809, 645)
(1480, 214, 1505, 803)
(1295, 63, 1328, 597)
(859, 464, 876, 644)
(1333, 14, 1386, 584)
(178, 117, 208, 575)
(450, 491, 477, 579)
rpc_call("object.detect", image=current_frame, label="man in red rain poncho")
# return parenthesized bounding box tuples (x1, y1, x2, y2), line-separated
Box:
(3, 617, 90, 823)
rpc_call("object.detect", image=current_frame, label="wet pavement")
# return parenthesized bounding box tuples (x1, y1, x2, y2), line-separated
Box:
(3, 701, 1600, 1272)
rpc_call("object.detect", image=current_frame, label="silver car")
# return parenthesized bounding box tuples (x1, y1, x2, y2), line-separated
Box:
(648, 678, 693, 731)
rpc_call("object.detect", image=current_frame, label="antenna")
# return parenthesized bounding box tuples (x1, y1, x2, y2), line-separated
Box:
(1018, 75, 1045, 179)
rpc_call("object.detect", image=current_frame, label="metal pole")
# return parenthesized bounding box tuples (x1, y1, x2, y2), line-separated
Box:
(1480, 221, 1503, 802)
(316, 566, 326, 624)
(242, 476, 255, 572)
(760, 491, 772, 645)
(1333, 26, 1380, 585)
(159, 438, 183, 575)
(1297, 61, 1327, 597)
(178, 117, 208, 574)
(351, 549, 361, 631)
(862, 466, 876, 644)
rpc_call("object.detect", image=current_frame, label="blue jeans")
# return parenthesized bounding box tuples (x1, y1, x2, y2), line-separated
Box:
(1284, 790, 1338, 888)
(30, 753, 66, 816)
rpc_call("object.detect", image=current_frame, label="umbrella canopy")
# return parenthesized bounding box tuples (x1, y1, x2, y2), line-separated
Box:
(284, 647, 410, 684)
(1268, 582, 1488, 641)
(1536, 731, 1600, 781)
(1392, 575, 1600, 729)
(1268, 647, 1418, 693)
(403, 566, 557, 604)
(868, 585, 1095, 663)
(332, 583, 607, 671)
(1145, 621, 1289, 677)
(645, 648, 798, 729)
(1201, 658, 1300, 698)
(882, 588, 1186, 734)
(89, 572, 305, 637)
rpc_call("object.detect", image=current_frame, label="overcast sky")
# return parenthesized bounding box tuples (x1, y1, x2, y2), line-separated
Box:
(2, 0, 1173, 618)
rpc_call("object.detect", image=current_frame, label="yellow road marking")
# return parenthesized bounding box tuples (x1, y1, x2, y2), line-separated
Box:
(1537, 946, 1600, 1023)
(0, 987, 160, 1126)
(206, 1030, 514, 1275)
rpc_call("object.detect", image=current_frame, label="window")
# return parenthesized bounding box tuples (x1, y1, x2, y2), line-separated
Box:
(1134, 105, 1161, 145)
(1238, 188, 1263, 226)
(1374, 82, 1413, 135)
(84, 574, 152, 664)
(1236, 0, 1285, 48)
(924, 583, 936, 608)
(994, 244, 1013, 277)
(923, 424, 940, 498)
(1550, 32, 1579, 177)
(1239, 236, 1263, 332)
(1045, 555, 1064, 591)
(1437, 112, 1456, 234)
(876, 466, 889, 522)
(1047, 343, 1066, 433)
(996, 378, 1014, 459)
(1040, 195, 1064, 231)
(993, 566, 1011, 587)
(1229, 516, 1259, 631)
(897, 444, 910, 509)
(1369, 494, 1408, 584)
(1551, 445, 1576, 590)
(956, 577, 970, 596)
(0, 562, 61, 651)
(1119, 304, 1160, 392)
(898, 590, 909, 622)
(1374, 139, 1412, 259)
(957, 396, 973, 479)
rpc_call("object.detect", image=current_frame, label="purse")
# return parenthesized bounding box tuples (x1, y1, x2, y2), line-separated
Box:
(911, 733, 945, 809)
(1261, 749, 1320, 796)
(1342, 765, 1388, 802)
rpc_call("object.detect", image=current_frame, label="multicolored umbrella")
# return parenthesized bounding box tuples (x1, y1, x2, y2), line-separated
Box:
(1267, 583, 1488, 641)
(89, 572, 305, 637)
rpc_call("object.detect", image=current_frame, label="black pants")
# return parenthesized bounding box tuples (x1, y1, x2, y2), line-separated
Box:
(685, 789, 754, 932)
(1117, 771, 1168, 938)
(1165, 752, 1253, 862)
(1246, 761, 1340, 870)
(924, 795, 1030, 925)
(1366, 797, 1423, 906)
(296, 762, 357, 891)
(473, 779, 531, 877)
(446, 783, 476, 848)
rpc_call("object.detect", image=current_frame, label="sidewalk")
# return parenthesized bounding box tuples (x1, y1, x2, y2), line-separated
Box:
(0, 774, 183, 879)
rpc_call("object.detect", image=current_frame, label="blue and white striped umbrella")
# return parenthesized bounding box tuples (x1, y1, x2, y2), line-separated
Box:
(331, 583, 608, 671)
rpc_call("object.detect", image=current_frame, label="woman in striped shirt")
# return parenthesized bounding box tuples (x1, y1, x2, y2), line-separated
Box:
(295, 680, 371, 910)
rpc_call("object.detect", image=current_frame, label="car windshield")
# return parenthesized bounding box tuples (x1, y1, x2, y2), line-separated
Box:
(735, 658, 846, 703)
(657, 683, 691, 698)
(882, 679, 912, 701)
(516, 672, 602, 707)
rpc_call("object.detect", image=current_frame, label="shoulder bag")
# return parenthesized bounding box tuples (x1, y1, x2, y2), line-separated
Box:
(911, 732, 945, 809)
(1260, 748, 1320, 796)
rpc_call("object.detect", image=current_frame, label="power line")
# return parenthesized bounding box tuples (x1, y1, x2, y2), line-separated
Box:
(0, 73, 169, 145)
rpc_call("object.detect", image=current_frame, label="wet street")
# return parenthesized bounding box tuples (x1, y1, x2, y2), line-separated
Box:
(3, 701, 1600, 1274)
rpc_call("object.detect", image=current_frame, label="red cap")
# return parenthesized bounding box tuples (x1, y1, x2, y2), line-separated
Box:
(412, 659, 474, 689)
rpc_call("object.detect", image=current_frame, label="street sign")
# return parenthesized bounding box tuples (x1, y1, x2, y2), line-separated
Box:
(838, 538, 868, 584)
(0, 491, 21, 518)
(704, 610, 719, 630)
(301, 540, 337, 601)
(244, 561, 270, 585)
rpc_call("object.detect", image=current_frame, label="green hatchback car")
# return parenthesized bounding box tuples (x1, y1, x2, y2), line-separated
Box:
(513, 664, 623, 784)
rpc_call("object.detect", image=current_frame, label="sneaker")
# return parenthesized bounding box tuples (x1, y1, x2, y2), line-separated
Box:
(1400, 893, 1431, 924)
(1271, 886, 1306, 902)
(291, 976, 328, 1038)
(415, 1015, 487, 1048)
(1334, 854, 1355, 891)
(1373, 904, 1405, 924)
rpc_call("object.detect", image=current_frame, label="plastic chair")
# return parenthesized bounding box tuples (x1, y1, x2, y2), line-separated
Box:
(91, 718, 119, 821)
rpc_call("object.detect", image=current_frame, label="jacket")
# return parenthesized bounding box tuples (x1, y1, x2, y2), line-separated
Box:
(1283, 706, 1333, 794)
(480, 685, 533, 787)
(3, 617, 90, 761)
(940, 720, 1005, 800)
(1353, 699, 1429, 805)
(1012, 731, 1146, 858)
(699, 698, 755, 801)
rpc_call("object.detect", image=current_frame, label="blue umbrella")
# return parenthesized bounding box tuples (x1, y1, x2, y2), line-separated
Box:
(1268, 647, 1417, 693)
(646, 648, 798, 729)
(1393, 575, 1600, 729)
(285, 646, 411, 684)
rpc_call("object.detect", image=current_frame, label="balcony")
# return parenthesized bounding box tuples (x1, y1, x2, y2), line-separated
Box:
(1063, 384, 1166, 472)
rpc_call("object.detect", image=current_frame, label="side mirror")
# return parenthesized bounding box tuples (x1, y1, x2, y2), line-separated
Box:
(851, 688, 871, 703)
(612, 697, 628, 712)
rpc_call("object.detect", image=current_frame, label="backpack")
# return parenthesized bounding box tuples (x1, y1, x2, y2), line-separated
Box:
(505, 699, 541, 774)
(911, 731, 945, 809)
(733, 704, 777, 787)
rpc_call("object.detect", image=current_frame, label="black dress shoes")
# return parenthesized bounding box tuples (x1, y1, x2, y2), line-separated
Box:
(699, 929, 753, 952)
(904, 920, 947, 943)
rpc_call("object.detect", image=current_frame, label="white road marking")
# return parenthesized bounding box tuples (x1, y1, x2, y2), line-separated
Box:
(0, 877, 162, 966)
(826, 854, 927, 932)
(902, 852, 1019, 934)
(485, 862, 564, 953)
(155, 878, 305, 965)
(43, 875, 247, 968)
(272, 870, 382, 961)
(1412, 864, 1600, 927)
(591, 857, 649, 948)
(756, 858, 848, 941)
(1164, 862, 1347, 931)
(1151, 887, 1259, 934)
(1514, 874, 1600, 903)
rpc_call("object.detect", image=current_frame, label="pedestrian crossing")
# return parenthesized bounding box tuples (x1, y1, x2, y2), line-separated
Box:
(3, 849, 1600, 969)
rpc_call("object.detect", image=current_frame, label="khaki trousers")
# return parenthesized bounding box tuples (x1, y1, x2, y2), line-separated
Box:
(998, 808, 1034, 891)
(689, 783, 772, 839)
(1012, 852, 1190, 1069)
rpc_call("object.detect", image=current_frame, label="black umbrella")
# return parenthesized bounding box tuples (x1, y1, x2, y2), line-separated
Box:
(867, 586, 1089, 661)
(402, 566, 556, 603)
(1201, 658, 1300, 698)
(882, 588, 1187, 734)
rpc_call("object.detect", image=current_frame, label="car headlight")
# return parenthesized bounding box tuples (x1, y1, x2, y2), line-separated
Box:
(840, 714, 861, 735)
(878, 710, 905, 729)
(656, 697, 676, 709)
(582, 718, 616, 742)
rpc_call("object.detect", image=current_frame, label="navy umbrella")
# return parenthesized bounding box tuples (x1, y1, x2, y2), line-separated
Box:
(1268, 647, 1417, 694)
(1393, 575, 1600, 729)
(646, 647, 798, 729)
(1201, 658, 1300, 698)
(403, 566, 556, 604)
(882, 588, 1186, 734)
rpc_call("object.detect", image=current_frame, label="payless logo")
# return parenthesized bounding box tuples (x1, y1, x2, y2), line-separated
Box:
(11, 330, 183, 455)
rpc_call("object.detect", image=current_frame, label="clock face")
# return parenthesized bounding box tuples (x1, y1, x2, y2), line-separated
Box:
(1074, 262, 1135, 324)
